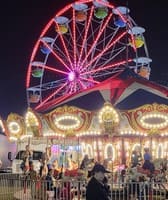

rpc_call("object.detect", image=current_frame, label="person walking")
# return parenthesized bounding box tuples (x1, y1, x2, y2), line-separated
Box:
(86, 163, 111, 200)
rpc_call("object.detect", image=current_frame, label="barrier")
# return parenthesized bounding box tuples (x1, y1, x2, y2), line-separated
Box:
(0, 173, 168, 200)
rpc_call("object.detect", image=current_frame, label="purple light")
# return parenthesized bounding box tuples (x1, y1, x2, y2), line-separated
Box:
(68, 71, 75, 81)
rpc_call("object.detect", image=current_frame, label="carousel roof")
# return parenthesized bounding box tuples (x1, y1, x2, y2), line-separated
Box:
(36, 69, 168, 113)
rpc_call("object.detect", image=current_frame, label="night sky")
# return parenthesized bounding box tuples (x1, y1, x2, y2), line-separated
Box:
(1, 0, 168, 119)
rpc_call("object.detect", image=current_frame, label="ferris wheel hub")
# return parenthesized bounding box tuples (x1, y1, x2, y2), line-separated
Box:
(68, 71, 80, 82)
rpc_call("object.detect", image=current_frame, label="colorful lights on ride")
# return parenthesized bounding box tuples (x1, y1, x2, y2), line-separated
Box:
(122, 103, 168, 134)
(26, 0, 152, 111)
(104, 143, 115, 160)
(0, 116, 5, 133)
(54, 115, 81, 130)
(120, 130, 147, 137)
(140, 113, 168, 130)
(46, 105, 92, 136)
(25, 108, 42, 137)
(5, 109, 43, 141)
(76, 130, 101, 137)
(6, 113, 25, 141)
(99, 101, 119, 134)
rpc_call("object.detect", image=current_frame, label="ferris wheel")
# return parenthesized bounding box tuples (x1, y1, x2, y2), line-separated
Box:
(26, 0, 152, 111)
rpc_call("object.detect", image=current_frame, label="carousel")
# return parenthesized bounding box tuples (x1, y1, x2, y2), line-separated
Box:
(0, 73, 168, 175)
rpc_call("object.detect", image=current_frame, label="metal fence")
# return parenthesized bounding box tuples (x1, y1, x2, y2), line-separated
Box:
(0, 173, 168, 200)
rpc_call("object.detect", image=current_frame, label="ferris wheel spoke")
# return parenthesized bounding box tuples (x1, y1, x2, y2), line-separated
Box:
(81, 13, 113, 68)
(41, 41, 71, 72)
(54, 23, 73, 68)
(69, 81, 76, 93)
(85, 31, 127, 70)
(92, 46, 127, 70)
(27, 19, 55, 88)
(90, 21, 105, 65)
(30, 78, 67, 91)
(93, 69, 124, 79)
(78, 79, 88, 90)
(90, 27, 122, 70)
(56, 4, 72, 16)
(82, 59, 132, 76)
(78, 6, 94, 66)
(72, 9, 77, 68)
(32, 62, 69, 76)
(83, 26, 120, 72)
(35, 82, 68, 110)
(53, 42, 71, 62)
(90, 38, 124, 70)
(61, 35, 74, 59)
(80, 77, 99, 84)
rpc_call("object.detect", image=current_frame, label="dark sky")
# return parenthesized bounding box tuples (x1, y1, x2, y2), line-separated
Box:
(0, 0, 168, 119)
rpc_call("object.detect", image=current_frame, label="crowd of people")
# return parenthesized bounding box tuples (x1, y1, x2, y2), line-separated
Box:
(18, 144, 168, 200)
(20, 145, 64, 199)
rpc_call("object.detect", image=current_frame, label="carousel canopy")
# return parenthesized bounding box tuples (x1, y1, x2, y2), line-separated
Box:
(37, 69, 168, 113)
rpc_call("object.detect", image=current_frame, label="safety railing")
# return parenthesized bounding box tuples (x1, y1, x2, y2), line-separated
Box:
(0, 173, 168, 200)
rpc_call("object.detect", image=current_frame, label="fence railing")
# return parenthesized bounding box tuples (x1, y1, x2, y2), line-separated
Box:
(0, 173, 168, 200)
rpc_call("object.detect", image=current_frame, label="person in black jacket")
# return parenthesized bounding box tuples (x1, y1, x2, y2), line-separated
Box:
(86, 163, 111, 200)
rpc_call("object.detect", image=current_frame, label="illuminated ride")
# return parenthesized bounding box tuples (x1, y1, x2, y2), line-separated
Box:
(26, 0, 151, 112)
(3, 0, 168, 174)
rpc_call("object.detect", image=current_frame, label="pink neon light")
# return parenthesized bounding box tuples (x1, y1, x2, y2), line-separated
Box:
(56, 4, 72, 17)
(78, 80, 87, 89)
(78, 6, 94, 65)
(35, 82, 67, 110)
(55, 22, 73, 68)
(41, 41, 71, 72)
(80, 77, 99, 84)
(81, 13, 113, 67)
(81, 59, 132, 75)
(38, 64, 68, 75)
(26, 20, 54, 88)
(72, 9, 77, 68)
(78, 0, 93, 3)
(84, 31, 127, 69)
(27, 2, 73, 88)
(69, 81, 75, 93)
